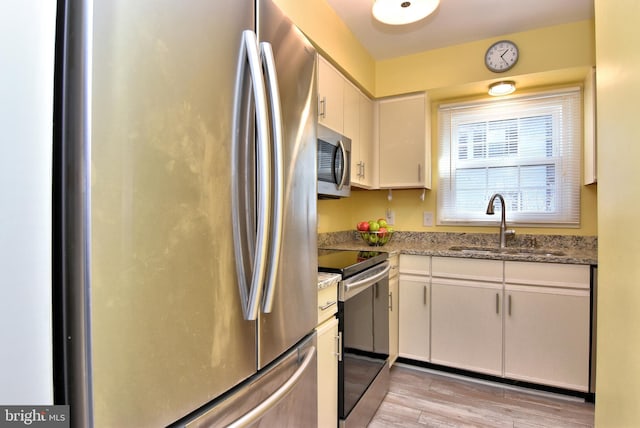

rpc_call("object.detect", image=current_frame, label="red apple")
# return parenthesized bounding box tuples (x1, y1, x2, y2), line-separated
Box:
(356, 221, 370, 231)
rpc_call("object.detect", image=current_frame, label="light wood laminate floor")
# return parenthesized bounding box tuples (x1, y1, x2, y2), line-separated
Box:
(369, 365, 594, 428)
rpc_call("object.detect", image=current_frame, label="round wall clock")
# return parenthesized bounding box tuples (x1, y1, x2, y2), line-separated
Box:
(484, 40, 519, 73)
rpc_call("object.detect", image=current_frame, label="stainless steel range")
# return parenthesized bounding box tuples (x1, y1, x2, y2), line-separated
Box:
(318, 249, 390, 427)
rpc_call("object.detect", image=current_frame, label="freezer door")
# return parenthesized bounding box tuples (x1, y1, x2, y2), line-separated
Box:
(182, 334, 317, 427)
(60, 0, 259, 426)
(257, 0, 319, 369)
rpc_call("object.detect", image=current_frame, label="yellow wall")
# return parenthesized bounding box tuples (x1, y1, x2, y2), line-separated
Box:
(278, 2, 597, 237)
(376, 20, 595, 98)
(273, 0, 376, 95)
(317, 22, 597, 236)
(594, 0, 640, 426)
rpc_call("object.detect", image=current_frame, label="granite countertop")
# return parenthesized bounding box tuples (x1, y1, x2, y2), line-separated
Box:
(318, 231, 597, 266)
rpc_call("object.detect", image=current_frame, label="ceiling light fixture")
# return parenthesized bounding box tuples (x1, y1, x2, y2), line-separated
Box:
(372, 0, 440, 25)
(488, 81, 516, 96)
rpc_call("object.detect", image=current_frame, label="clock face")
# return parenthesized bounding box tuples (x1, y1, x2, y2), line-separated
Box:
(485, 40, 519, 73)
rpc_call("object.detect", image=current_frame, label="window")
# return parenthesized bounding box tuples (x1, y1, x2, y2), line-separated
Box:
(438, 88, 581, 226)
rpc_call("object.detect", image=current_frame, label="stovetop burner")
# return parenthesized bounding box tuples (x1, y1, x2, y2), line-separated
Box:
(317, 249, 388, 278)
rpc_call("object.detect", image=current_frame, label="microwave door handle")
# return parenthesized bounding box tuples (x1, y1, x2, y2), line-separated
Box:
(232, 30, 271, 321)
(336, 140, 348, 190)
(259, 41, 283, 314)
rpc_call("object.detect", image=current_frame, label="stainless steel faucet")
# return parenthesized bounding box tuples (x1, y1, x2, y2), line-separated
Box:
(486, 193, 515, 249)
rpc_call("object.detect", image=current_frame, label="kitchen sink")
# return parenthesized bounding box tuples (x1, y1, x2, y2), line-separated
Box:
(448, 245, 565, 257)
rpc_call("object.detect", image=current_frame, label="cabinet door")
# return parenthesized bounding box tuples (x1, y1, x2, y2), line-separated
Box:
(316, 317, 339, 428)
(431, 279, 503, 376)
(398, 276, 430, 362)
(504, 286, 590, 391)
(356, 94, 375, 188)
(317, 56, 343, 133)
(344, 82, 361, 185)
(378, 93, 430, 189)
(388, 274, 399, 366)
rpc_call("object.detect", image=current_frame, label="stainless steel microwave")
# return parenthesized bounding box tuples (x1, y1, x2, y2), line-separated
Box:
(317, 124, 351, 199)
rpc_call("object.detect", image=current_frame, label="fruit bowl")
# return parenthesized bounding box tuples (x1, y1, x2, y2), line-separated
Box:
(358, 230, 394, 247)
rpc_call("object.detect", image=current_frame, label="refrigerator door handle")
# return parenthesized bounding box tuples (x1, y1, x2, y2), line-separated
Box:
(226, 346, 316, 428)
(232, 30, 272, 321)
(259, 41, 284, 314)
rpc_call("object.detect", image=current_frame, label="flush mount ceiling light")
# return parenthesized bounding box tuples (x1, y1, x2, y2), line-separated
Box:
(488, 81, 516, 96)
(372, 0, 440, 25)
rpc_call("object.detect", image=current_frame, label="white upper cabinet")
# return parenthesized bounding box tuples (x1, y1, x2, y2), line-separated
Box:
(377, 92, 431, 189)
(317, 55, 344, 133)
(350, 90, 376, 188)
(318, 54, 377, 188)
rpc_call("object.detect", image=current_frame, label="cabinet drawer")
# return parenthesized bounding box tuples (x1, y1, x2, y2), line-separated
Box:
(399, 254, 430, 275)
(432, 257, 502, 283)
(318, 282, 338, 324)
(505, 261, 590, 289)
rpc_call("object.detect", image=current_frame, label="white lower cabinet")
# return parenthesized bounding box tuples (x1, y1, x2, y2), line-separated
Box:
(316, 316, 339, 428)
(504, 261, 591, 392)
(398, 255, 431, 362)
(431, 279, 503, 376)
(398, 276, 430, 362)
(397, 256, 593, 392)
(431, 257, 503, 376)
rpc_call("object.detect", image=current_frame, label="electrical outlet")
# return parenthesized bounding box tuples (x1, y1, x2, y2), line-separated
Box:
(423, 211, 434, 227)
(386, 209, 395, 226)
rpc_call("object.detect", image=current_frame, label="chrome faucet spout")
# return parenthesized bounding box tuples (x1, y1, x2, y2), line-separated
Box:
(486, 193, 514, 248)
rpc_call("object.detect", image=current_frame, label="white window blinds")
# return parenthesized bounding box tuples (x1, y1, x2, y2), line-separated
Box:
(438, 88, 581, 226)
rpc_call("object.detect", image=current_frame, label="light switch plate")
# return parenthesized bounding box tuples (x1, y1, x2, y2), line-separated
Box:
(423, 211, 433, 227)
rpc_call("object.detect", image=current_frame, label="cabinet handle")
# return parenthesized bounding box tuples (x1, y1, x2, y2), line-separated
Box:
(496, 293, 500, 314)
(418, 163, 422, 182)
(319, 96, 326, 118)
(319, 300, 336, 311)
(336, 332, 343, 361)
(508, 294, 512, 316)
(423, 285, 427, 305)
(389, 291, 393, 311)
(362, 161, 366, 179)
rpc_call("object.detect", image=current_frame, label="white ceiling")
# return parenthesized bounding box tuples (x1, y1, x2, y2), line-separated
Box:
(325, 0, 594, 60)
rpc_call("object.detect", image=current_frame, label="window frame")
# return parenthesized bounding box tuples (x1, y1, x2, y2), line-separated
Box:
(437, 88, 582, 227)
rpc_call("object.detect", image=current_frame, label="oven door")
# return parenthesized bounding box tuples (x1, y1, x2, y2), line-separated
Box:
(338, 261, 390, 421)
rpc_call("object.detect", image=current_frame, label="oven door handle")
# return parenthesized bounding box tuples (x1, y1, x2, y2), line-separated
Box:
(343, 262, 390, 298)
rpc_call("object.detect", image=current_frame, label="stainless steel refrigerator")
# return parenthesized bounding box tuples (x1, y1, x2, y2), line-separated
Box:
(55, 0, 318, 426)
